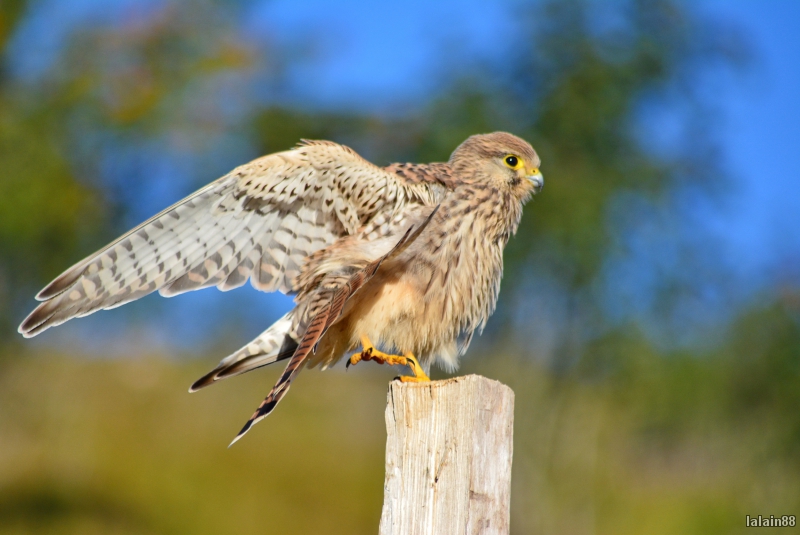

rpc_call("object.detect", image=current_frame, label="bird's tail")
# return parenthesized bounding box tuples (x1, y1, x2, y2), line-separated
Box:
(189, 312, 298, 392)
(228, 207, 441, 446)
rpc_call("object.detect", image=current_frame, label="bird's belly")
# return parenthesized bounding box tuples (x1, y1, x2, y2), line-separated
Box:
(347, 274, 421, 349)
(309, 272, 450, 370)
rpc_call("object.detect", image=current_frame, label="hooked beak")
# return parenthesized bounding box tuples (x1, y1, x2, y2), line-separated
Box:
(527, 168, 544, 194)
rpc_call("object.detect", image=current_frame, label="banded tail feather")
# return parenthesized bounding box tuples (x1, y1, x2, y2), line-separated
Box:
(189, 312, 299, 392)
(229, 209, 438, 445)
(228, 299, 333, 447)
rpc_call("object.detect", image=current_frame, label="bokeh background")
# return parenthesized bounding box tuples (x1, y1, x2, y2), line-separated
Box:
(1, 1, 799, 533)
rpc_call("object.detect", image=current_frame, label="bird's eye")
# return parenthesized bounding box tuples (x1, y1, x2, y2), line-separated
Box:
(504, 155, 521, 169)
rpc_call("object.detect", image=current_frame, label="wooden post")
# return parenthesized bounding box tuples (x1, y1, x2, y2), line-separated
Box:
(379, 374, 515, 535)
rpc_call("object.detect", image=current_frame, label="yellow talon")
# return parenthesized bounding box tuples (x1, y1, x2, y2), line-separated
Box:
(398, 352, 430, 382)
(347, 335, 430, 382)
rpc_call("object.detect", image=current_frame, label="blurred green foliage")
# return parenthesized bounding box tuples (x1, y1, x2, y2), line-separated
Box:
(0, 1, 102, 336)
(0, 0, 798, 533)
(1, 301, 798, 534)
(0, 0, 263, 336)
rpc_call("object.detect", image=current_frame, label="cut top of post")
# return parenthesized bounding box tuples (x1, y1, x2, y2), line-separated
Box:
(379, 374, 515, 535)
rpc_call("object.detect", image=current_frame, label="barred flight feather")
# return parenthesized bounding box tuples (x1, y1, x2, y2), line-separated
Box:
(19, 142, 437, 338)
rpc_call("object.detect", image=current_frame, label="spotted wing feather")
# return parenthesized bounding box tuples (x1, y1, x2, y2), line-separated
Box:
(19, 141, 440, 338)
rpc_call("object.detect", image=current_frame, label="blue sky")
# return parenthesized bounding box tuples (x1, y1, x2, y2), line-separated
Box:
(10, 0, 800, 354)
(699, 2, 800, 283)
(247, 0, 518, 111)
(256, 0, 800, 288)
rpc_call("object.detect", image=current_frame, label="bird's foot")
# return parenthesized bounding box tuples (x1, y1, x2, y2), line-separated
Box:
(396, 353, 430, 382)
(347, 335, 430, 382)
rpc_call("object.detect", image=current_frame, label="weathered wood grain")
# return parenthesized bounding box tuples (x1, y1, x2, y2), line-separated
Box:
(379, 374, 515, 535)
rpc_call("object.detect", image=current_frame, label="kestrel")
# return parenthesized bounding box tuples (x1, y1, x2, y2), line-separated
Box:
(19, 132, 543, 444)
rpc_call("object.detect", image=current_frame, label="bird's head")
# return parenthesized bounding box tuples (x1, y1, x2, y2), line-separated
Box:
(449, 132, 543, 200)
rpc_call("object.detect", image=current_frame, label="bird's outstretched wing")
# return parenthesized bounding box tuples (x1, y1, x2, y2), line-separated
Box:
(19, 141, 439, 337)
(229, 207, 439, 446)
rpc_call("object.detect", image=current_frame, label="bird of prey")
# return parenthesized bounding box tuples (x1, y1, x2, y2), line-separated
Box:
(19, 132, 543, 444)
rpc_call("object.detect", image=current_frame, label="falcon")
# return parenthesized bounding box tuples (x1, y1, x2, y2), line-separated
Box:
(19, 132, 543, 444)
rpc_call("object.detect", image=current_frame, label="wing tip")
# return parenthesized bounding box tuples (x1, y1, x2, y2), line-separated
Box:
(36, 285, 61, 301)
(188, 372, 217, 393)
(17, 323, 36, 338)
(35, 262, 87, 301)
(18, 318, 36, 337)
(17, 304, 57, 338)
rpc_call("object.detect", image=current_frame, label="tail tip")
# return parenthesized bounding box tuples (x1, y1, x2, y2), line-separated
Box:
(228, 422, 252, 448)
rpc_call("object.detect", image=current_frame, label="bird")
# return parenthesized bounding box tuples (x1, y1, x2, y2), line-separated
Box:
(18, 132, 543, 444)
